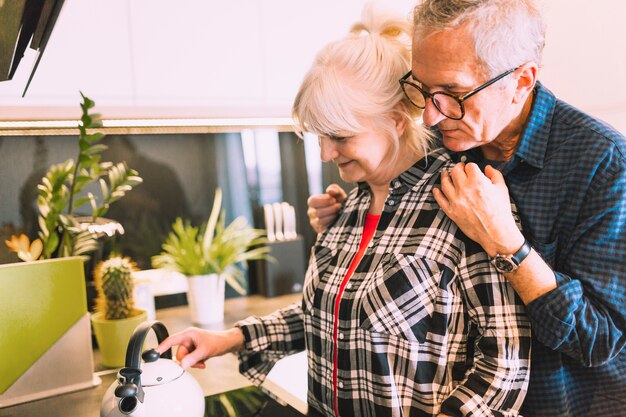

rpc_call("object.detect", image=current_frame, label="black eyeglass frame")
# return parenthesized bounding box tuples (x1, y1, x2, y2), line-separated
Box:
(399, 66, 520, 120)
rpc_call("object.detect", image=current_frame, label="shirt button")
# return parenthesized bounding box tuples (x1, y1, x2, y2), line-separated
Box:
(388, 200, 395, 206)
(393, 180, 401, 188)
(338, 382, 344, 389)
(338, 333, 344, 340)
(460, 155, 468, 162)
(346, 283, 352, 290)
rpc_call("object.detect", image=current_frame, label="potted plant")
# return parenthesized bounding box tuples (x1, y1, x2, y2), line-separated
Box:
(152, 188, 271, 325)
(5, 92, 142, 262)
(91, 256, 148, 368)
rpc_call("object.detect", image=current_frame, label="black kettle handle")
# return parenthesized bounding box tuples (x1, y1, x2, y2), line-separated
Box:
(125, 320, 172, 369)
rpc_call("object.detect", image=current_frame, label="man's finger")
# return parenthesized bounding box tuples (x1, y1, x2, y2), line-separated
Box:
(326, 184, 347, 202)
(315, 203, 342, 219)
(464, 162, 487, 182)
(484, 164, 506, 186)
(439, 169, 457, 200)
(432, 188, 450, 213)
(307, 194, 335, 209)
(448, 162, 468, 187)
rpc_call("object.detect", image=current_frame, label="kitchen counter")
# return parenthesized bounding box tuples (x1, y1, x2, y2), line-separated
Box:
(0, 293, 305, 417)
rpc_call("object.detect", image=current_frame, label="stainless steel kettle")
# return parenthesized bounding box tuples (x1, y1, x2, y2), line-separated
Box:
(100, 321, 205, 417)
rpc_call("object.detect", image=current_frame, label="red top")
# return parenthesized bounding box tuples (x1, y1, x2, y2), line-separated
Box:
(332, 213, 380, 416)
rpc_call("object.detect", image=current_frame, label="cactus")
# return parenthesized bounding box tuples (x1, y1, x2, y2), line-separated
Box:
(94, 256, 137, 320)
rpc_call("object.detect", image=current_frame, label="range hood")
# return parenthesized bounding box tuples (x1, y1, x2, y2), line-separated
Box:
(0, 0, 66, 95)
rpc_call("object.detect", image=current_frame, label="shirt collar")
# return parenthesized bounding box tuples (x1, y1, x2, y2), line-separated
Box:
(357, 147, 451, 195)
(514, 81, 556, 169)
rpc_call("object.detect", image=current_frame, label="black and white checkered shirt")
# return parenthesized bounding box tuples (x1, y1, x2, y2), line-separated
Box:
(237, 148, 531, 417)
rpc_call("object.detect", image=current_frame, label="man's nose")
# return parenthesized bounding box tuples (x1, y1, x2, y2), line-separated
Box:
(421, 99, 447, 128)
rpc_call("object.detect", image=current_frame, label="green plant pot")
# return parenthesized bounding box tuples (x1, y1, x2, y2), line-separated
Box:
(91, 309, 148, 368)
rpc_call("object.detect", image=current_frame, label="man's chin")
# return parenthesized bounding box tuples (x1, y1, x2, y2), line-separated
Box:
(441, 136, 476, 153)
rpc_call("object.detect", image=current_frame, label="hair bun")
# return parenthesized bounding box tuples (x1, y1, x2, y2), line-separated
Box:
(348, 3, 411, 41)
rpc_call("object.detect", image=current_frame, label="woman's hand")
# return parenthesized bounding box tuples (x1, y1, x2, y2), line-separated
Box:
(156, 327, 245, 369)
(307, 184, 347, 233)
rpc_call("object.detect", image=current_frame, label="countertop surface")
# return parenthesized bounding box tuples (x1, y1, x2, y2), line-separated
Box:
(0, 293, 304, 417)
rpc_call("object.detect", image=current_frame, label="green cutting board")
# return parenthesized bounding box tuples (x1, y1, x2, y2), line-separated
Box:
(0, 257, 87, 394)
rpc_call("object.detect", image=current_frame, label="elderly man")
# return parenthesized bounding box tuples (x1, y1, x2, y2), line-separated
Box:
(307, 1, 626, 416)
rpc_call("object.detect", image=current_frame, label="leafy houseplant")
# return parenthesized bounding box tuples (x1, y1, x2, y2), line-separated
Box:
(152, 188, 271, 324)
(152, 187, 271, 293)
(5, 93, 142, 261)
(91, 256, 147, 368)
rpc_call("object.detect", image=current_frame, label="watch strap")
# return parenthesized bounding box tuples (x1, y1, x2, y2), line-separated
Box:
(511, 239, 532, 265)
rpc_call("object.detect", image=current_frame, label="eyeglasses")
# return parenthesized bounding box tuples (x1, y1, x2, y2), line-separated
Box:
(399, 66, 519, 120)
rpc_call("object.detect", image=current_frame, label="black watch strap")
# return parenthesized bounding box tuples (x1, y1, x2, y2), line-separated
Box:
(512, 240, 532, 264)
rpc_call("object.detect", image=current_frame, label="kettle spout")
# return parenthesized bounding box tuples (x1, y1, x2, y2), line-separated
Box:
(115, 367, 145, 415)
(118, 396, 144, 416)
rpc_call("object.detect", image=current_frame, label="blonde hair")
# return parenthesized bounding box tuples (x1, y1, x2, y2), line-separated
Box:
(292, 3, 433, 160)
(413, 0, 546, 77)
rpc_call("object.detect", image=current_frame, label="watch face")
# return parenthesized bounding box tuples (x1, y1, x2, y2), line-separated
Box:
(492, 256, 516, 273)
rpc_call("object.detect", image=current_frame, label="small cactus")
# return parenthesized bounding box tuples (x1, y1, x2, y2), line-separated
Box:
(94, 256, 137, 320)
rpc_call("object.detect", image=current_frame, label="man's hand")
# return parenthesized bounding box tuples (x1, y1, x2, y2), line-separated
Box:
(432, 163, 525, 257)
(307, 184, 347, 233)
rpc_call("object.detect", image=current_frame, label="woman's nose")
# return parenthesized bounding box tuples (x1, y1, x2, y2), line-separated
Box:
(319, 137, 338, 162)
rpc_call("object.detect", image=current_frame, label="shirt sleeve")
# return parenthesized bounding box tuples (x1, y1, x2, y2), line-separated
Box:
(440, 242, 532, 417)
(525, 160, 626, 366)
(234, 301, 306, 385)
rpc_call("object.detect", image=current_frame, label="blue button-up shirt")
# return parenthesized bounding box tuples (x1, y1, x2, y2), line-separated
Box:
(452, 82, 626, 416)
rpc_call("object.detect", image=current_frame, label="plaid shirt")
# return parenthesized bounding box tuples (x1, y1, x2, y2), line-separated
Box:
(451, 82, 626, 417)
(237, 148, 531, 417)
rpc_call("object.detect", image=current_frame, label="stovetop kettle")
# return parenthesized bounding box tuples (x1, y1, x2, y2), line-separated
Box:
(100, 321, 205, 417)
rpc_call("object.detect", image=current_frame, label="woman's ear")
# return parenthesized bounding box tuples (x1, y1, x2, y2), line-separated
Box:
(513, 62, 538, 104)
(392, 102, 408, 137)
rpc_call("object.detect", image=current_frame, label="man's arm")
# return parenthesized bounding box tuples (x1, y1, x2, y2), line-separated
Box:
(434, 163, 557, 304)
(434, 162, 626, 366)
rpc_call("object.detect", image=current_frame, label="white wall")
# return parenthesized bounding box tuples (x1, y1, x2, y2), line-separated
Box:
(0, 0, 624, 133)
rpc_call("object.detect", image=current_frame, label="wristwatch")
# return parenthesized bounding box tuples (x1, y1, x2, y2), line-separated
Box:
(490, 240, 532, 273)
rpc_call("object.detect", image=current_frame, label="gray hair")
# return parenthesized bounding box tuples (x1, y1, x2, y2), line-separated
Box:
(293, 3, 433, 160)
(413, 0, 546, 76)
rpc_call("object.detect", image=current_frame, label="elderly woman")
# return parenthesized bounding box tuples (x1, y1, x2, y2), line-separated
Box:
(157, 5, 531, 417)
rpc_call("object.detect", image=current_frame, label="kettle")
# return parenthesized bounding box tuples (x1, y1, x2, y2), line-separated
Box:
(100, 321, 205, 417)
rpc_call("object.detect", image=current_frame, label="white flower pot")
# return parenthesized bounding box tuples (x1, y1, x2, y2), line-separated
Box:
(186, 274, 225, 325)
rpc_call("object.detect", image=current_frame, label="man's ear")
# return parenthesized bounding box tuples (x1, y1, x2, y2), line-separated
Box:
(392, 102, 408, 137)
(513, 62, 538, 103)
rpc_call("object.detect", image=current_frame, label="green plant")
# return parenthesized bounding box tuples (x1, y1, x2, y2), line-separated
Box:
(152, 188, 271, 294)
(6, 93, 142, 261)
(94, 256, 138, 320)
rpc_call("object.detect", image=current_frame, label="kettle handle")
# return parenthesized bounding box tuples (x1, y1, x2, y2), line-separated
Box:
(125, 320, 173, 369)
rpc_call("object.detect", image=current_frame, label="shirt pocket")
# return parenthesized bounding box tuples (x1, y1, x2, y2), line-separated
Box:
(358, 252, 455, 344)
(302, 245, 336, 315)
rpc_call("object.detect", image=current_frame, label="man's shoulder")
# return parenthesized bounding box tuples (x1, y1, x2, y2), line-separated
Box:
(544, 97, 626, 168)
